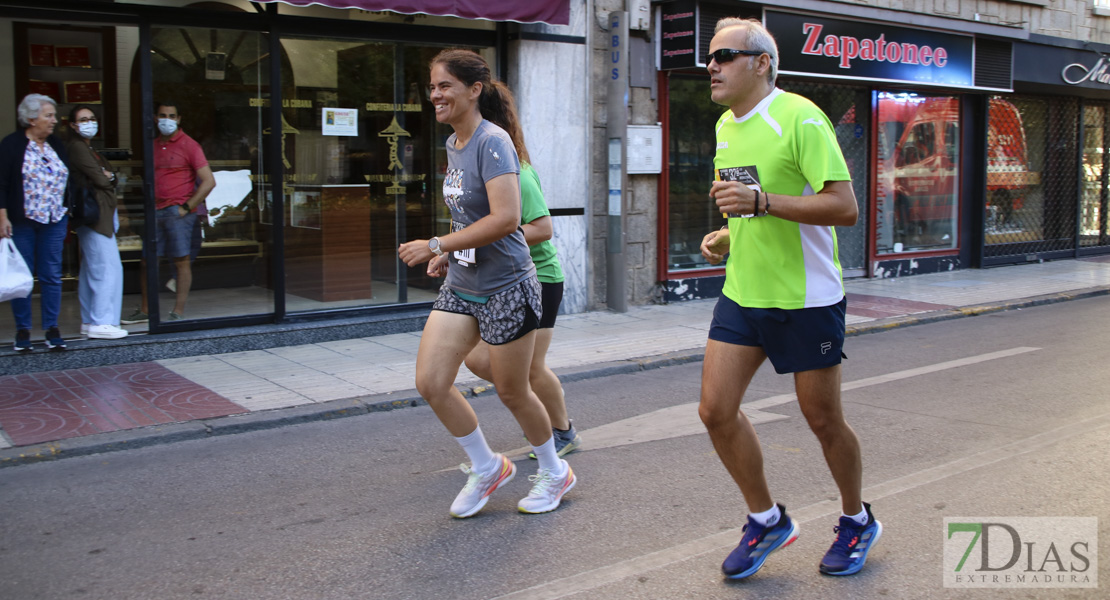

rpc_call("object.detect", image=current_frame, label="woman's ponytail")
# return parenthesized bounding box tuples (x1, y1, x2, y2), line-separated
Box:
(480, 81, 530, 165)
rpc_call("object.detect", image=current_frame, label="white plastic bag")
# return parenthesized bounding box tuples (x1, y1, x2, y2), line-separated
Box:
(0, 237, 34, 303)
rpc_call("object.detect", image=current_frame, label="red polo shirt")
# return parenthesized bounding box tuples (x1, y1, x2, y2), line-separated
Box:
(154, 130, 208, 210)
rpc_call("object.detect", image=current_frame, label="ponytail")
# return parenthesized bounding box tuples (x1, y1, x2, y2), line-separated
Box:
(431, 49, 530, 164)
(480, 80, 530, 165)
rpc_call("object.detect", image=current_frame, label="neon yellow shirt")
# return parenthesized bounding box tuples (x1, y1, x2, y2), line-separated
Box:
(714, 88, 851, 309)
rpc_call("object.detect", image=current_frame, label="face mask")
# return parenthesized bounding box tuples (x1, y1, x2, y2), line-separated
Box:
(77, 122, 98, 139)
(158, 118, 178, 136)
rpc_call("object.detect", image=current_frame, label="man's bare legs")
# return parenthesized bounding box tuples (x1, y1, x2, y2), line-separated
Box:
(698, 339, 773, 513)
(171, 255, 191, 315)
(795, 365, 862, 515)
(137, 255, 191, 317)
(699, 340, 863, 516)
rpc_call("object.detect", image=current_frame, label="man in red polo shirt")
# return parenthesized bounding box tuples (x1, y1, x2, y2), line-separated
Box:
(123, 102, 216, 324)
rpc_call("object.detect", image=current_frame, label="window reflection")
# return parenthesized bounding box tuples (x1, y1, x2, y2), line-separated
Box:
(875, 92, 960, 254)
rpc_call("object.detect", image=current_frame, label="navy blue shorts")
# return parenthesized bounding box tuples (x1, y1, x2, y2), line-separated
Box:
(708, 295, 847, 374)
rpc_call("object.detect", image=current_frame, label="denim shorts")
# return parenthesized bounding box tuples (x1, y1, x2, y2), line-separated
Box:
(155, 205, 197, 258)
(432, 276, 542, 345)
(708, 295, 847, 374)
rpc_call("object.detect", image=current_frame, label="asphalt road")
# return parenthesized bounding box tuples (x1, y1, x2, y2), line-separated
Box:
(1, 297, 1108, 599)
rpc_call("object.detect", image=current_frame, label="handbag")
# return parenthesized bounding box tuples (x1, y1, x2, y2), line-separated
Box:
(0, 237, 35, 303)
(71, 185, 101, 229)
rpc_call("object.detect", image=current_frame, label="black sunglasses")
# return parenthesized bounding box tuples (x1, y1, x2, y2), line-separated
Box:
(705, 48, 764, 65)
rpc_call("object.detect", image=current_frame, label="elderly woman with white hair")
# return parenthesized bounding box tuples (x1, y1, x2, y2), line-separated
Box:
(0, 94, 72, 352)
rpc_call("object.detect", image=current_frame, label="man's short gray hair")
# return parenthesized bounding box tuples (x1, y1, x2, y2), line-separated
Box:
(714, 17, 779, 86)
(17, 94, 57, 128)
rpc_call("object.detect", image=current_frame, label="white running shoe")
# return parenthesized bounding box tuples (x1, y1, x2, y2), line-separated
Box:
(449, 454, 516, 519)
(88, 324, 129, 340)
(166, 278, 177, 292)
(80, 323, 90, 337)
(517, 459, 576, 514)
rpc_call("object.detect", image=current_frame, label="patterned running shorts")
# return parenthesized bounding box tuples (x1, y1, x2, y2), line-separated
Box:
(432, 276, 543, 345)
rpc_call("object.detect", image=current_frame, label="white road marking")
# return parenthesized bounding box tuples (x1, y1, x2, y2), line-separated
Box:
(502, 346, 1042, 458)
(492, 409, 1110, 600)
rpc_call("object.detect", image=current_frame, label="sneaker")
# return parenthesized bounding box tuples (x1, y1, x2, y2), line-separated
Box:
(167, 311, 183, 321)
(80, 323, 90, 337)
(517, 459, 576, 514)
(13, 329, 33, 352)
(88, 324, 129, 340)
(819, 502, 883, 576)
(722, 504, 800, 579)
(166, 278, 176, 292)
(121, 309, 149, 325)
(449, 454, 516, 519)
(529, 420, 583, 459)
(44, 327, 66, 351)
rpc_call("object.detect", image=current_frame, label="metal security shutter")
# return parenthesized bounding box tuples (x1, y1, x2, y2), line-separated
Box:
(975, 39, 1013, 90)
(984, 95, 1080, 262)
(779, 80, 870, 274)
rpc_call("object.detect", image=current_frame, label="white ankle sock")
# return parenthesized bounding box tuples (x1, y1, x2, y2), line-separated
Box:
(750, 504, 781, 527)
(455, 425, 498, 473)
(531, 435, 563, 475)
(844, 506, 869, 526)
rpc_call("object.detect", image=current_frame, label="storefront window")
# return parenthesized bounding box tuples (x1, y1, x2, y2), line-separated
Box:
(276, 38, 486, 311)
(1081, 105, 1109, 248)
(875, 92, 960, 254)
(984, 95, 1080, 258)
(118, 26, 273, 323)
(986, 96, 1047, 246)
(665, 76, 721, 271)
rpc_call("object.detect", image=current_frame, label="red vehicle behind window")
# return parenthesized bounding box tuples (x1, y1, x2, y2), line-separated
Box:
(884, 96, 1039, 244)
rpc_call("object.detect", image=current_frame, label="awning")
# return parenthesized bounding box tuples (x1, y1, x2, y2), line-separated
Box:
(259, 1, 570, 26)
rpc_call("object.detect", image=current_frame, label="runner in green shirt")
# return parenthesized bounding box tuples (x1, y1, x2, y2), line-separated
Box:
(466, 146, 581, 460)
(696, 17, 882, 581)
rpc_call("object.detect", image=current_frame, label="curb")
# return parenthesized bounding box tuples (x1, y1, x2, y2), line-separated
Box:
(2, 286, 1108, 468)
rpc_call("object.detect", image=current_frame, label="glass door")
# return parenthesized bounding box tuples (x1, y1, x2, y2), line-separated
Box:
(123, 25, 274, 325)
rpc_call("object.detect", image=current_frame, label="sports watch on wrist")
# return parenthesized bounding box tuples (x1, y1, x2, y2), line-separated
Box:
(428, 236, 444, 257)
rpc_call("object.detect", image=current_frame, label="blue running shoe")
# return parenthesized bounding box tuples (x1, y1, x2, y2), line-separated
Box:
(819, 502, 883, 576)
(722, 504, 799, 579)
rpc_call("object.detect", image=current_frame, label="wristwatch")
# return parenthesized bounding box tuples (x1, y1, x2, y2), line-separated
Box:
(428, 236, 444, 257)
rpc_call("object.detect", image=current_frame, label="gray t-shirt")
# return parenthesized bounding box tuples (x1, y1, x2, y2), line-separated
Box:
(442, 120, 535, 296)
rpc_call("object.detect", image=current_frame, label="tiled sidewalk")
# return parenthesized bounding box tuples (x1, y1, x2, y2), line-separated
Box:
(3, 258, 1110, 451)
(0, 363, 246, 446)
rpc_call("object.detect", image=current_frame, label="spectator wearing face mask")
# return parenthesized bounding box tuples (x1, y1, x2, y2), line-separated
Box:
(122, 101, 215, 325)
(67, 105, 127, 340)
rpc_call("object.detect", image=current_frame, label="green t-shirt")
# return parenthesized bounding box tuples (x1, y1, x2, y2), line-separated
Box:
(714, 89, 850, 309)
(520, 163, 564, 284)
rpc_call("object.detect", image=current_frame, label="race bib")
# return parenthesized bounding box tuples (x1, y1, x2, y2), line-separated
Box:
(450, 220, 476, 266)
(454, 247, 476, 266)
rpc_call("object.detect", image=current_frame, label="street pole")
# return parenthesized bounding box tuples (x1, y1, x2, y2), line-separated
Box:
(606, 11, 629, 312)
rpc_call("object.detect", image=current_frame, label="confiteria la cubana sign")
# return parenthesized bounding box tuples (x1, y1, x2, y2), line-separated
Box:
(765, 11, 974, 88)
